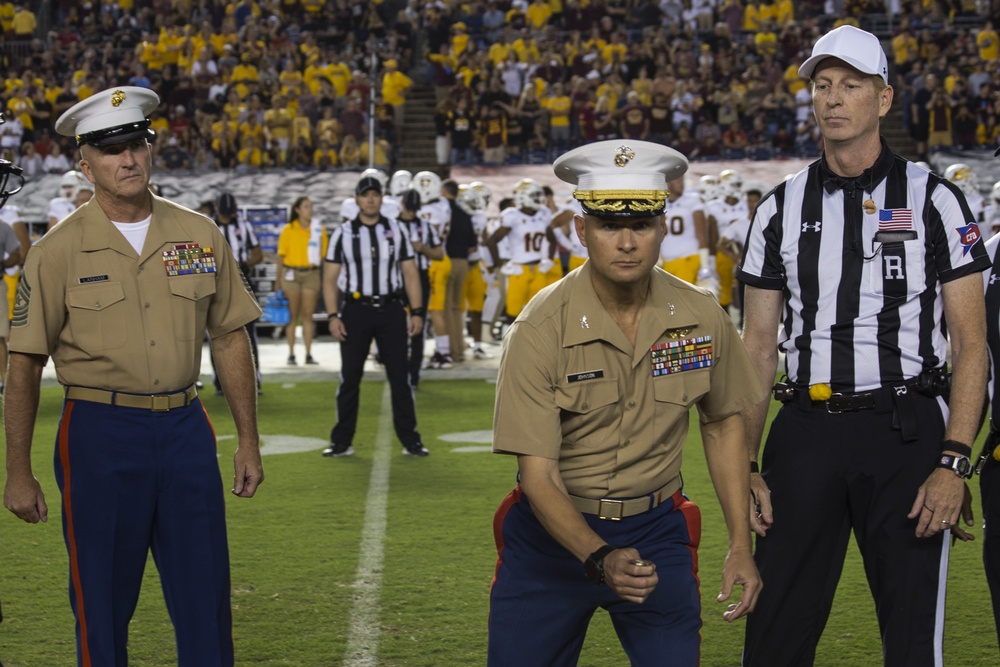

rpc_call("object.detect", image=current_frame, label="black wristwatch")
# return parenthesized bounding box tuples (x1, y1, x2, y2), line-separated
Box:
(584, 545, 617, 585)
(938, 454, 974, 479)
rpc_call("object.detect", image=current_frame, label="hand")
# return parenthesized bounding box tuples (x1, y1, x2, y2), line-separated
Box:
(329, 316, 347, 341)
(4, 473, 48, 523)
(408, 315, 423, 337)
(749, 472, 773, 536)
(538, 258, 555, 274)
(500, 262, 523, 276)
(908, 468, 966, 538)
(232, 442, 264, 498)
(950, 483, 977, 543)
(601, 548, 659, 604)
(717, 547, 762, 622)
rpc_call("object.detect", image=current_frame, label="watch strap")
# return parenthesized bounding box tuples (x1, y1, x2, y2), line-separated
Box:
(938, 454, 973, 479)
(584, 544, 617, 585)
(941, 439, 972, 458)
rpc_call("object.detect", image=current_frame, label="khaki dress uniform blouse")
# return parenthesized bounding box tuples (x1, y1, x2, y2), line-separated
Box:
(493, 262, 766, 500)
(10, 195, 261, 393)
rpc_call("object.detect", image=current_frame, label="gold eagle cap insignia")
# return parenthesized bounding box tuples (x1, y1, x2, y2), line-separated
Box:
(614, 145, 634, 167)
(111, 90, 126, 107)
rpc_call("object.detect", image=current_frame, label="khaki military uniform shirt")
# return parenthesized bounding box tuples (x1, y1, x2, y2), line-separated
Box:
(493, 262, 766, 499)
(10, 195, 261, 393)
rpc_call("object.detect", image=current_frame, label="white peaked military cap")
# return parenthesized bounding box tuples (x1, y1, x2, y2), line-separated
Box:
(553, 140, 688, 217)
(55, 86, 160, 148)
(798, 25, 888, 85)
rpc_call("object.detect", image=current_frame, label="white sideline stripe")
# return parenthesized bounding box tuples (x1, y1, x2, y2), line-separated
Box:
(343, 384, 393, 667)
(933, 531, 949, 667)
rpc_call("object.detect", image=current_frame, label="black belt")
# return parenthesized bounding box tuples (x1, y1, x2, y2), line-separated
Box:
(773, 367, 950, 414)
(287, 266, 319, 272)
(347, 291, 403, 308)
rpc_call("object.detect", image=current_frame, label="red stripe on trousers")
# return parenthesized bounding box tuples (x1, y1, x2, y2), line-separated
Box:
(675, 490, 703, 667)
(58, 401, 92, 667)
(490, 485, 522, 594)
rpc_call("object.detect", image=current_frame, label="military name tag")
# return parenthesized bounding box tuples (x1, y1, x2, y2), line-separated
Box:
(567, 370, 605, 383)
(163, 243, 217, 276)
(650, 336, 713, 377)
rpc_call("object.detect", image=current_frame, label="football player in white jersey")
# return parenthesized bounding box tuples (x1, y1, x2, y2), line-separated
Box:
(386, 169, 412, 210)
(0, 202, 29, 393)
(987, 180, 1000, 241)
(459, 181, 494, 359)
(706, 169, 750, 310)
(47, 170, 91, 230)
(660, 176, 711, 289)
(486, 178, 553, 320)
(945, 163, 985, 228)
(339, 168, 401, 223)
(718, 181, 765, 324)
(413, 170, 455, 369)
(550, 196, 587, 272)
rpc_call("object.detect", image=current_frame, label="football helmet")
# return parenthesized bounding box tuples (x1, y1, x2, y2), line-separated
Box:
(60, 169, 88, 200)
(944, 163, 979, 197)
(389, 169, 413, 197)
(461, 181, 491, 212)
(698, 174, 720, 202)
(513, 178, 545, 211)
(413, 170, 442, 204)
(718, 169, 743, 200)
(992, 180, 1000, 205)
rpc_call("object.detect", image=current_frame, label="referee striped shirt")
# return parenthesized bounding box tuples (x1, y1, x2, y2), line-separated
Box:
(982, 235, 1000, 430)
(400, 213, 442, 272)
(738, 140, 989, 392)
(216, 213, 260, 270)
(326, 215, 416, 297)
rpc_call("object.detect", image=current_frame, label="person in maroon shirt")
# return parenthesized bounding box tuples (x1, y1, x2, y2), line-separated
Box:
(648, 91, 672, 145)
(618, 91, 649, 140)
(338, 97, 367, 142)
(576, 90, 598, 144)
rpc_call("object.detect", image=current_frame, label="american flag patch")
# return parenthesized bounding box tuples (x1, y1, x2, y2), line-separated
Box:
(878, 208, 912, 231)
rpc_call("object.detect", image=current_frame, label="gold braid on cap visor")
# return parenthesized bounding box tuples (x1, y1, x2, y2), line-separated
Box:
(573, 189, 669, 214)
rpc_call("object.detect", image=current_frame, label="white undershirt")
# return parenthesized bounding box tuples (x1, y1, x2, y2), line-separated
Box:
(111, 214, 152, 255)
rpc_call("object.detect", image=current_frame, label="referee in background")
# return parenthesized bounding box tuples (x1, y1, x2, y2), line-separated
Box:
(398, 187, 444, 388)
(739, 26, 988, 666)
(211, 191, 263, 395)
(322, 174, 429, 457)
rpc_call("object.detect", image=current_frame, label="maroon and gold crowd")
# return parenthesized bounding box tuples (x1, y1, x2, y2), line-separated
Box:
(0, 0, 996, 178)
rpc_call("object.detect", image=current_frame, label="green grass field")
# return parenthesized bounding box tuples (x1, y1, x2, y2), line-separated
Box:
(1, 378, 997, 666)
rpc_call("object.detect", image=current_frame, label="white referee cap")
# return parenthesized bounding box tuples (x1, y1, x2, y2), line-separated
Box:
(798, 25, 888, 85)
(55, 86, 160, 148)
(553, 140, 687, 217)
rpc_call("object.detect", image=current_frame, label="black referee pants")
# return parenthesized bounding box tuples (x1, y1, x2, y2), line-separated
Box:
(743, 395, 949, 667)
(408, 270, 431, 386)
(330, 300, 421, 449)
(981, 443, 1000, 653)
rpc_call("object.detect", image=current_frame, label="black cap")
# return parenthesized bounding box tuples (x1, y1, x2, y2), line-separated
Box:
(402, 188, 421, 212)
(356, 176, 383, 196)
(217, 192, 238, 216)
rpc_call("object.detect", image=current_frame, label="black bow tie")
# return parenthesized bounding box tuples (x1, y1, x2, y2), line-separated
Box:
(823, 174, 857, 194)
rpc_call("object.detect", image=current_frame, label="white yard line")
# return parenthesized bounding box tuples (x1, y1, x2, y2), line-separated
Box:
(343, 384, 393, 667)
